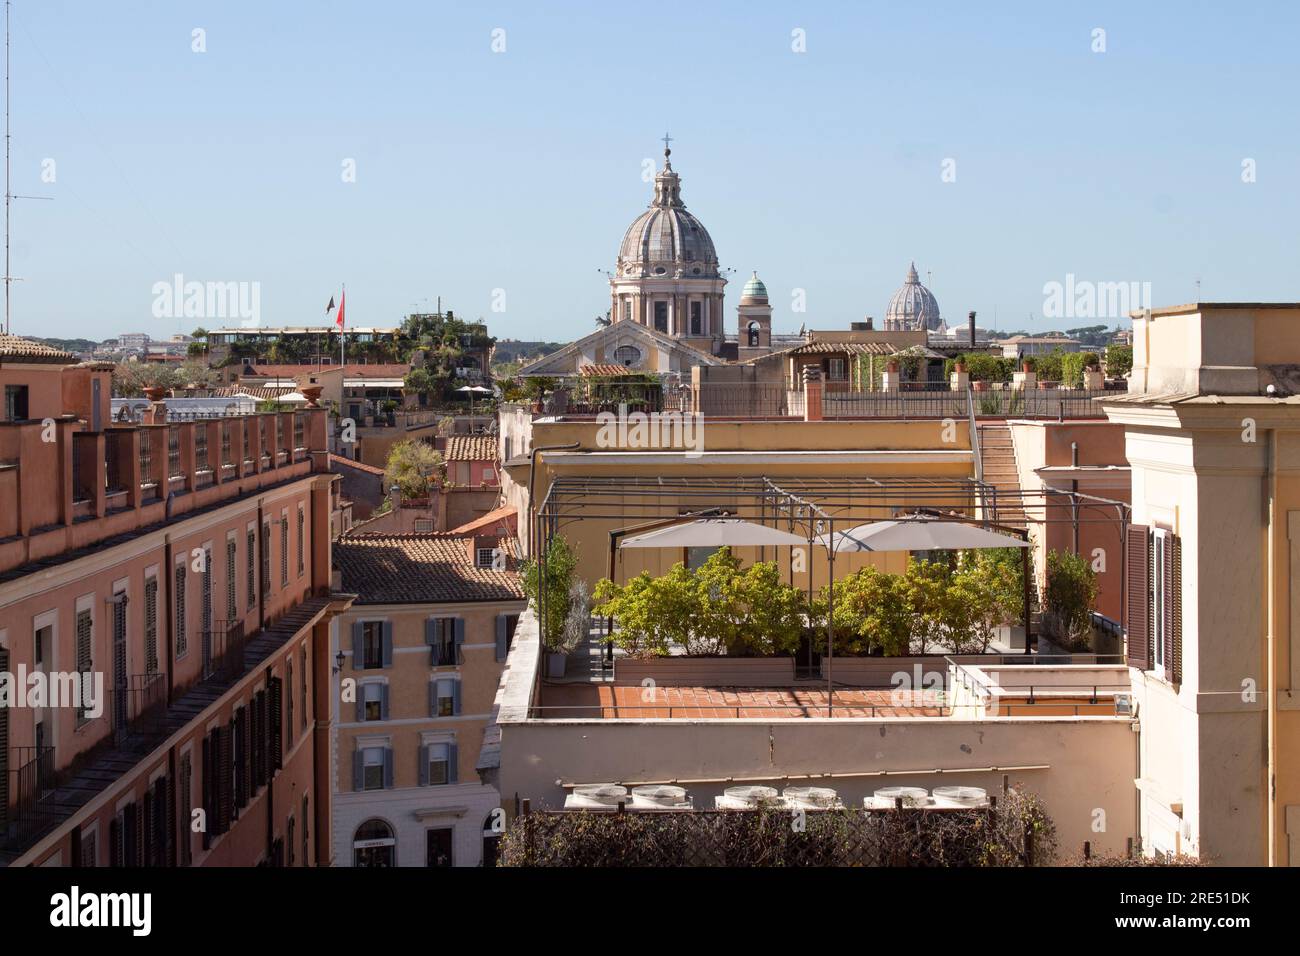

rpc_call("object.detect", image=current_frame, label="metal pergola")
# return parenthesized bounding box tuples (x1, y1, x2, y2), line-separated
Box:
(530, 474, 1132, 714)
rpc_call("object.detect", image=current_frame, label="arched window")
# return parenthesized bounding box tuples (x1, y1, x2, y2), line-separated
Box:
(747, 321, 761, 347)
(482, 812, 503, 867)
(613, 345, 641, 367)
(353, 818, 396, 868)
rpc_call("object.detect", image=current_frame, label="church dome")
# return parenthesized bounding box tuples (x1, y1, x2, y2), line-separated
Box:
(741, 271, 768, 301)
(617, 149, 719, 279)
(885, 262, 943, 331)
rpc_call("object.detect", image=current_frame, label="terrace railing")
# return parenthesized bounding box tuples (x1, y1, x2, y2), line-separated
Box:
(2, 746, 58, 849)
(108, 672, 170, 751)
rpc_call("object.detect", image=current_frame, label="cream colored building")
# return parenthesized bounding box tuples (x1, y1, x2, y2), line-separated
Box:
(1103, 303, 1300, 865)
(331, 533, 525, 867)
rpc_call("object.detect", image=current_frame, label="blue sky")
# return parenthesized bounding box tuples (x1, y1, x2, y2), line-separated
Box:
(10, 0, 1300, 342)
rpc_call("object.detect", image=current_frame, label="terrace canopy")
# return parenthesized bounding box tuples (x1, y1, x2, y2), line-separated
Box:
(821, 513, 1030, 553)
(620, 518, 811, 550)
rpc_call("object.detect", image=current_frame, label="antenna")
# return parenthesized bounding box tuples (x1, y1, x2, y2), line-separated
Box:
(2, 1, 51, 336)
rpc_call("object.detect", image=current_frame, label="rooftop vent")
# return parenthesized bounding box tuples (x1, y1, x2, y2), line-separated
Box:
(931, 785, 989, 808)
(565, 784, 629, 809)
(631, 785, 692, 809)
(782, 786, 841, 809)
(715, 785, 782, 810)
(865, 786, 933, 809)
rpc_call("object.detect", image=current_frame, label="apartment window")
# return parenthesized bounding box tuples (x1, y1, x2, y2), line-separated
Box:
(287, 815, 296, 866)
(476, 548, 496, 569)
(495, 613, 520, 662)
(79, 827, 97, 867)
(1124, 523, 1182, 684)
(828, 357, 847, 381)
(360, 682, 387, 722)
(75, 608, 93, 724)
(421, 741, 457, 786)
(280, 518, 289, 586)
(225, 538, 238, 620)
(4, 384, 29, 421)
(201, 547, 213, 641)
(246, 528, 257, 610)
(296, 507, 305, 577)
(174, 563, 188, 658)
(144, 576, 159, 675)
(179, 752, 193, 866)
(427, 618, 460, 666)
(358, 747, 389, 791)
(301, 794, 310, 866)
(431, 677, 460, 718)
(357, 621, 386, 670)
(300, 646, 309, 732)
(261, 523, 272, 596)
(287, 658, 295, 747)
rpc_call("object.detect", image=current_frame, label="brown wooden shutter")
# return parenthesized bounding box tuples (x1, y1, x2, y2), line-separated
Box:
(1169, 534, 1182, 684)
(1125, 524, 1150, 670)
(201, 735, 212, 850)
(216, 726, 232, 835)
(241, 708, 252, 806)
(0, 646, 7, 831)
(110, 815, 123, 867)
(164, 773, 176, 867)
(269, 677, 284, 772)
(142, 790, 154, 867)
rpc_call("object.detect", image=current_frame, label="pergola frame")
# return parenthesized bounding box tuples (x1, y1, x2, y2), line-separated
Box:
(530, 473, 1134, 714)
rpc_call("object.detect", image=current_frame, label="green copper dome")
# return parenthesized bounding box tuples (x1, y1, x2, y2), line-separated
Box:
(742, 271, 768, 300)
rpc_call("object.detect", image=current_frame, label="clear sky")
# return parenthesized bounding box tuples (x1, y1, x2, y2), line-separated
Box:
(9, 0, 1300, 343)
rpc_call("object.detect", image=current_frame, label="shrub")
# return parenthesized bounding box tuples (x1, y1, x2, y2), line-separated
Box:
(523, 535, 578, 652)
(1105, 343, 1133, 378)
(1042, 550, 1098, 651)
(382, 439, 443, 499)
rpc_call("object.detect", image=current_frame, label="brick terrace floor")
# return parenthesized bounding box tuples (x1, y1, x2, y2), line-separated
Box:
(537, 683, 945, 719)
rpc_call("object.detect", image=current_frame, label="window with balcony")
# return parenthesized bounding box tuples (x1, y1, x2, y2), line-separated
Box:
(427, 618, 459, 666)
(360, 621, 385, 670)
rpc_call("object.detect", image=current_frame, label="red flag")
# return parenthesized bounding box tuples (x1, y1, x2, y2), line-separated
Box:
(335, 288, 346, 330)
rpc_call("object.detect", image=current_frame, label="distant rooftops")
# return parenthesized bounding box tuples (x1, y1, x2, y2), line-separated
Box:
(333, 534, 524, 604)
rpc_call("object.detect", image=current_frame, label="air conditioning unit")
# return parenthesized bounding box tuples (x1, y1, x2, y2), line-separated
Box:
(564, 784, 629, 809)
(1115, 692, 1134, 716)
(782, 786, 841, 810)
(715, 785, 782, 810)
(931, 785, 989, 808)
(864, 786, 932, 809)
(630, 785, 692, 810)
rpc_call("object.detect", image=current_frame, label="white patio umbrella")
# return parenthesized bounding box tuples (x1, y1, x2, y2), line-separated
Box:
(619, 518, 811, 549)
(820, 513, 1029, 553)
(455, 384, 493, 416)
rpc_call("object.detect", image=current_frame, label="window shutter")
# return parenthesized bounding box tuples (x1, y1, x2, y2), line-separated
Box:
(201, 735, 212, 850)
(453, 679, 462, 716)
(448, 743, 459, 784)
(0, 646, 7, 830)
(418, 745, 429, 786)
(351, 621, 364, 664)
(216, 726, 232, 835)
(1170, 534, 1183, 684)
(355, 687, 365, 723)
(380, 684, 390, 721)
(70, 827, 82, 868)
(454, 619, 465, 663)
(424, 618, 438, 646)
(240, 709, 252, 806)
(352, 751, 364, 791)
(1125, 524, 1150, 670)
(164, 773, 176, 867)
(142, 790, 154, 867)
(269, 677, 283, 771)
(383, 748, 394, 789)
(110, 816, 123, 867)
(429, 680, 437, 717)
(495, 615, 507, 662)
(381, 622, 394, 668)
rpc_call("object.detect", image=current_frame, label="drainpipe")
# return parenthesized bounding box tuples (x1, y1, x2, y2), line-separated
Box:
(1071, 441, 1080, 555)
(164, 537, 176, 704)
(1267, 429, 1278, 866)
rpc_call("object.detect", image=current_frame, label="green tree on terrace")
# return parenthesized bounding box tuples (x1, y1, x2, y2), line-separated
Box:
(382, 439, 444, 500)
(1105, 344, 1133, 378)
(523, 535, 579, 652)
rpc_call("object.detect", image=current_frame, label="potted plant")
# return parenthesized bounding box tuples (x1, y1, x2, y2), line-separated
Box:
(523, 536, 579, 676)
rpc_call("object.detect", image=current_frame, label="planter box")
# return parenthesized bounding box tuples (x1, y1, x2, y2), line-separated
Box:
(614, 656, 795, 687)
(820, 656, 953, 688)
(546, 652, 567, 679)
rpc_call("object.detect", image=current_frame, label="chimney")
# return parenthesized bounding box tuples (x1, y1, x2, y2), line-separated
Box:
(968, 311, 977, 348)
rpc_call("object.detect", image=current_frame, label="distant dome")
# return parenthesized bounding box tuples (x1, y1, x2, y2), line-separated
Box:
(741, 271, 768, 301)
(616, 150, 719, 279)
(885, 262, 943, 332)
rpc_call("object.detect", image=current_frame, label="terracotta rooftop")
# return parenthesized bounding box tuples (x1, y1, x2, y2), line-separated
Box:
(330, 453, 386, 476)
(0, 333, 75, 364)
(788, 341, 899, 356)
(444, 434, 497, 461)
(448, 505, 517, 536)
(333, 534, 524, 604)
(579, 363, 639, 377)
